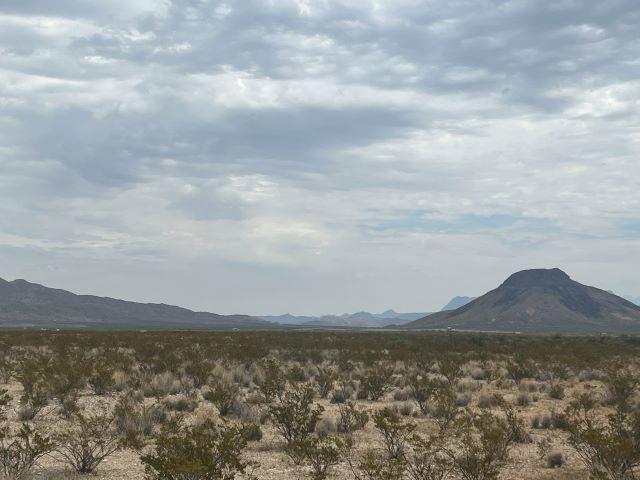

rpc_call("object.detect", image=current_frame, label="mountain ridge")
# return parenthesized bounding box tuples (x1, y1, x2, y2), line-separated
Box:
(0, 277, 270, 330)
(404, 268, 640, 333)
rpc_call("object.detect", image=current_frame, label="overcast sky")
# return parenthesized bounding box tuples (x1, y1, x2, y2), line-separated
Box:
(1, 0, 639, 315)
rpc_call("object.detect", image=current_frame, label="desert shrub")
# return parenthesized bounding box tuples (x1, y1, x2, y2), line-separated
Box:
(16, 380, 50, 421)
(88, 360, 115, 395)
(519, 381, 539, 393)
(268, 385, 324, 445)
(505, 356, 536, 383)
(448, 412, 512, 480)
(315, 417, 337, 438)
(113, 370, 129, 391)
(304, 436, 343, 480)
(203, 381, 240, 416)
(330, 390, 348, 404)
(531, 413, 553, 430)
(0, 423, 53, 478)
(455, 393, 471, 407)
(315, 367, 336, 399)
(54, 412, 120, 473)
(373, 407, 416, 460)
(501, 403, 531, 443)
(477, 393, 501, 409)
(564, 392, 640, 480)
(144, 372, 180, 398)
(337, 401, 369, 433)
(286, 364, 307, 383)
(236, 403, 267, 426)
(549, 384, 565, 400)
(141, 420, 256, 480)
(164, 394, 198, 413)
(429, 383, 460, 431)
(546, 451, 565, 468)
(359, 363, 394, 401)
(114, 394, 167, 446)
(409, 376, 442, 415)
(516, 392, 531, 407)
(15, 358, 51, 421)
(240, 423, 262, 442)
(183, 359, 213, 389)
(344, 441, 405, 480)
(332, 379, 356, 404)
(405, 433, 451, 480)
(0, 389, 10, 420)
(393, 389, 410, 402)
(602, 365, 639, 410)
(438, 356, 464, 385)
(398, 403, 414, 416)
(258, 358, 286, 401)
(0, 356, 16, 384)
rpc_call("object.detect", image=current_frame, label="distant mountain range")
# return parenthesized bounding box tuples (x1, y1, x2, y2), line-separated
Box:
(261, 299, 477, 328)
(0, 278, 271, 330)
(261, 309, 431, 327)
(404, 268, 640, 333)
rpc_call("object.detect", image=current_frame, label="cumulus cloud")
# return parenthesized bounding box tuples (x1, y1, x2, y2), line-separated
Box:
(1, 0, 639, 314)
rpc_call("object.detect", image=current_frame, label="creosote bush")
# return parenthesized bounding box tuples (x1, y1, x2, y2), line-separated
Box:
(448, 412, 513, 480)
(141, 420, 256, 480)
(337, 401, 369, 433)
(0, 423, 53, 479)
(203, 380, 240, 416)
(268, 384, 324, 445)
(54, 412, 120, 474)
(359, 363, 394, 401)
(564, 391, 640, 480)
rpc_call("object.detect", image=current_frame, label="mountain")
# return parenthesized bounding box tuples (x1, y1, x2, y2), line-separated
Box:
(260, 314, 318, 325)
(441, 296, 476, 311)
(0, 278, 270, 330)
(404, 268, 640, 333)
(264, 309, 431, 327)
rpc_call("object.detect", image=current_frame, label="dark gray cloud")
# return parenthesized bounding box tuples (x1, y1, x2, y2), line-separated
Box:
(1, 0, 639, 314)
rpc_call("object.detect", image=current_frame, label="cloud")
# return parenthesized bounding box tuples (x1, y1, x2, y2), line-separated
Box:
(1, 0, 639, 314)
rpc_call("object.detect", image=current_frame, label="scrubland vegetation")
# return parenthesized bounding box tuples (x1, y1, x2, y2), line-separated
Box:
(0, 331, 638, 479)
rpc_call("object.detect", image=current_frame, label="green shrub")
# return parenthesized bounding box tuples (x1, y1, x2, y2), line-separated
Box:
(564, 392, 640, 480)
(258, 359, 286, 401)
(546, 451, 564, 469)
(448, 412, 512, 480)
(359, 363, 394, 401)
(293, 436, 343, 480)
(337, 401, 369, 433)
(438, 356, 464, 385)
(141, 421, 256, 480)
(405, 433, 451, 480)
(203, 381, 239, 416)
(54, 412, 120, 473)
(345, 446, 405, 480)
(549, 384, 565, 400)
(268, 385, 324, 445)
(315, 367, 337, 399)
(373, 407, 416, 460)
(0, 423, 53, 478)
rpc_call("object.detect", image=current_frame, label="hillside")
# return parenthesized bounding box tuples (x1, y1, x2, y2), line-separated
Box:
(405, 268, 640, 333)
(0, 278, 270, 330)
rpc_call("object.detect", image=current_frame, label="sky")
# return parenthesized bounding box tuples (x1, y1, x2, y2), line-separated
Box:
(1, 0, 639, 315)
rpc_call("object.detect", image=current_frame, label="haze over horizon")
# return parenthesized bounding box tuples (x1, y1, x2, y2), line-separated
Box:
(1, 1, 639, 315)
